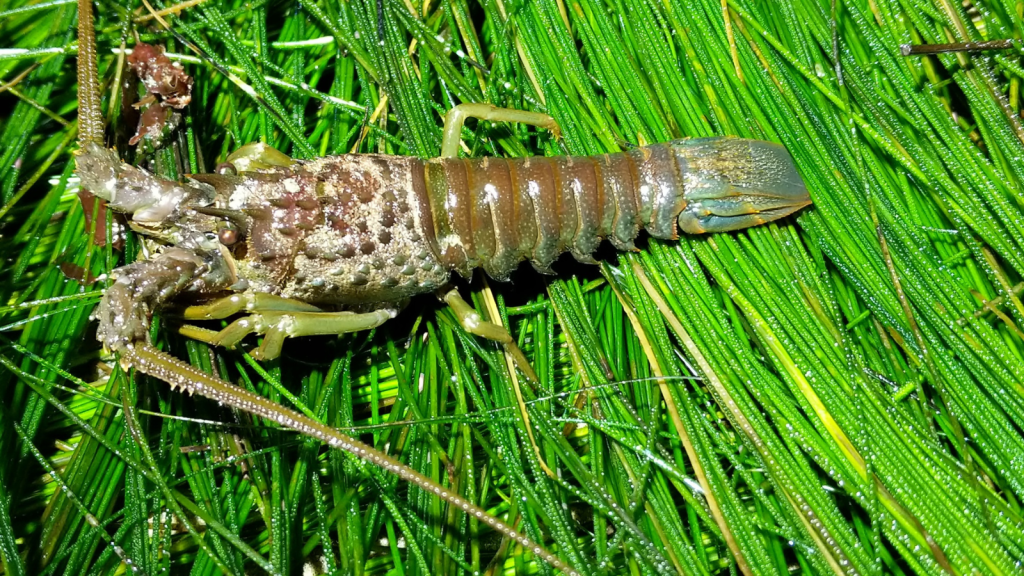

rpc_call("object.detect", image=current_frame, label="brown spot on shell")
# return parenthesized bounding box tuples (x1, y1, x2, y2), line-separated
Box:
(378, 230, 392, 245)
(329, 216, 350, 234)
(359, 241, 375, 255)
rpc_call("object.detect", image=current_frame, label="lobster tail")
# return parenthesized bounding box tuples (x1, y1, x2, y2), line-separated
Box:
(419, 137, 810, 281)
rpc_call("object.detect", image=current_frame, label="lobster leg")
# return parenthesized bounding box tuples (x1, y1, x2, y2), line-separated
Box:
(180, 292, 323, 320)
(223, 141, 295, 173)
(440, 103, 561, 158)
(442, 288, 539, 383)
(179, 321, 255, 348)
(177, 294, 396, 360)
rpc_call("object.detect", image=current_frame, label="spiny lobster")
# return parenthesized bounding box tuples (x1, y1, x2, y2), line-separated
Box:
(73, 0, 811, 572)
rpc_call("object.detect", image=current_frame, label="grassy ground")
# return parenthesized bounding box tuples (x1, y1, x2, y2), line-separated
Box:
(2, 0, 1024, 574)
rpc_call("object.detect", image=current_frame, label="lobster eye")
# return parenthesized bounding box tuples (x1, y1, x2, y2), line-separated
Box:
(218, 223, 240, 246)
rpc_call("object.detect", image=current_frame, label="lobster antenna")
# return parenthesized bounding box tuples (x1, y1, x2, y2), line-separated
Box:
(77, 0, 104, 147)
(124, 345, 583, 576)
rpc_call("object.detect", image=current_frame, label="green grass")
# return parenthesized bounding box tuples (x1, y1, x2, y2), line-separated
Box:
(2, 0, 1024, 574)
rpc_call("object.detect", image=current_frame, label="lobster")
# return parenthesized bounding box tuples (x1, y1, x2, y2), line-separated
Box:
(72, 0, 810, 572)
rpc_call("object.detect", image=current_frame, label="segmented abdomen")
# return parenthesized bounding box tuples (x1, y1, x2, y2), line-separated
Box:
(422, 140, 690, 280)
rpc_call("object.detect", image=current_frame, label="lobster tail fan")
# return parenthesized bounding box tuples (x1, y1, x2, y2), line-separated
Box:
(673, 138, 811, 234)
